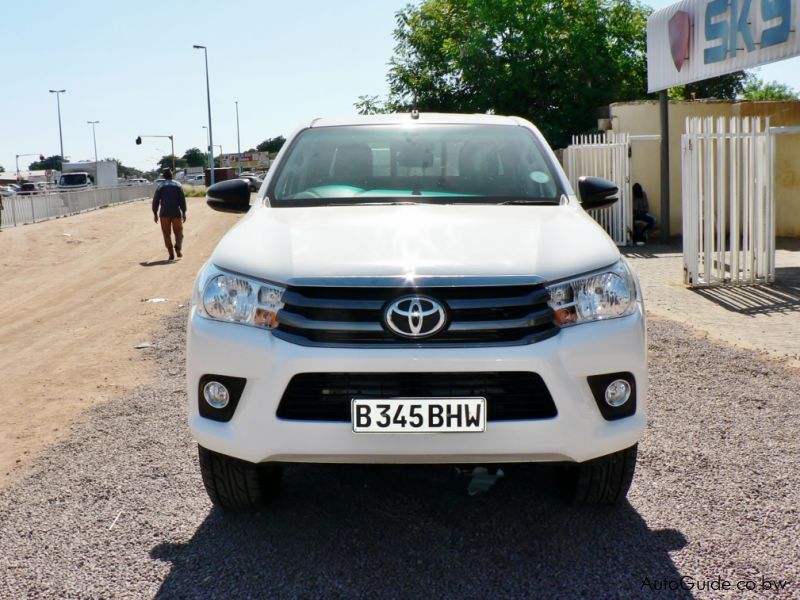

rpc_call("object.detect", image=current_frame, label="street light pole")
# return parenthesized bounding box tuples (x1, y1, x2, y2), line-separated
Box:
(87, 121, 99, 168)
(15, 153, 39, 181)
(169, 135, 175, 173)
(202, 125, 210, 169)
(193, 45, 214, 184)
(235, 101, 241, 174)
(49, 89, 66, 166)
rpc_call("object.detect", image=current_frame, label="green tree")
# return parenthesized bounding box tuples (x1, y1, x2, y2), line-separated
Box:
(378, 0, 653, 148)
(355, 94, 392, 115)
(741, 75, 798, 100)
(0, 165, 4, 173)
(668, 72, 748, 100)
(157, 155, 188, 171)
(182, 147, 208, 168)
(257, 136, 286, 153)
(28, 155, 62, 171)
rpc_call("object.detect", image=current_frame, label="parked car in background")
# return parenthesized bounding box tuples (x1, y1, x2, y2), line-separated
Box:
(17, 182, 39, 195)
(238, 173, 263, 192)
(186, 174, 205, 185)
(1, 185, 18, 195)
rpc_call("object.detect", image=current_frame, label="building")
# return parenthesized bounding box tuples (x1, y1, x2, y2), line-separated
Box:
(606, 100, 800, 237)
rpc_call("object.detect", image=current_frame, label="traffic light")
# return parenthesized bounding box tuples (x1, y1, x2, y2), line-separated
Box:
(135, 136, 142, 145)
(39, 154, 45, 161)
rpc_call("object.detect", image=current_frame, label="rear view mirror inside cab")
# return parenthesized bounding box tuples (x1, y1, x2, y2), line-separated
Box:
(396, 141, 435, 168)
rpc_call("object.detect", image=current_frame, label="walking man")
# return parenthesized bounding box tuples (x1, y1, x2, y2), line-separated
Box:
(152, 169, 187, 260)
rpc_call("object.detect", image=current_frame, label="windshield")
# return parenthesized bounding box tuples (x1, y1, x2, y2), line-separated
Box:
(59, 173, 88, 186)
(270, 124, 562, 206)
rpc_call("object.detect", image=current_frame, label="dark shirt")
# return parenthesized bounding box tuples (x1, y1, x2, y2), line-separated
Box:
(633, 190, 649, 217)
(152, 180, 187, 218)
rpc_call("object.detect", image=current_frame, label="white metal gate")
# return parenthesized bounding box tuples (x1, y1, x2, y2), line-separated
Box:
(564, 132, 631, 245)
(681, 117, 775, 287)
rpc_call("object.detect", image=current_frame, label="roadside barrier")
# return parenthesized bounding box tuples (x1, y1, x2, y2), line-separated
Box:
(0, 185, 153, 228)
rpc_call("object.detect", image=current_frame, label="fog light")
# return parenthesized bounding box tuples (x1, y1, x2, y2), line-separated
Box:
(203, 381, 230, 409)
(604, 379, 632, 407)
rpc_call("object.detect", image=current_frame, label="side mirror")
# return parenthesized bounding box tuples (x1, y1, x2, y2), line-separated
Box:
(578, 176, 618, 211)
(207, 179, 251, 213)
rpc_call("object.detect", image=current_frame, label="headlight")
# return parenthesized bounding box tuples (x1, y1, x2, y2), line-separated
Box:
(546, 260, 638, 327)
(192, 263, 285, 329)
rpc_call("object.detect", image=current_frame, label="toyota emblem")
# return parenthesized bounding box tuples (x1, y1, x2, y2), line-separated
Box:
(384, 295, 447, 339)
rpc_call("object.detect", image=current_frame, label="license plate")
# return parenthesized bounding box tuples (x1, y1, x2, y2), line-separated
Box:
(351, 398, 486, 433)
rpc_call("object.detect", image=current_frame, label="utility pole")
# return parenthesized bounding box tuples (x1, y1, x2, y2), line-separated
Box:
(49, 89, 66, 166)
(193, 45, 215, 184)
(87, 121, 99, 168)
(235, 101, 241, 174)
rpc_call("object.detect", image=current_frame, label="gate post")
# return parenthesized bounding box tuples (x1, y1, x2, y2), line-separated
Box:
(659, 91, 670, 241)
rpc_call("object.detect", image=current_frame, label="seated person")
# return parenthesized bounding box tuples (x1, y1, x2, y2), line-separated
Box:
(632, 182, 656, 244)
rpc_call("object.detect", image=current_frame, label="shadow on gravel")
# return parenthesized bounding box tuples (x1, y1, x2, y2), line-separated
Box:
(151, 464, 689, 598)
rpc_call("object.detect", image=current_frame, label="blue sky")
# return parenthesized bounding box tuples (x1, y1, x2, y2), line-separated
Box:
(1, 0, 798, 174)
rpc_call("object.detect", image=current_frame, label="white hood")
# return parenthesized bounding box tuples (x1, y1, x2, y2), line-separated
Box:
(211, 203, 620, 284)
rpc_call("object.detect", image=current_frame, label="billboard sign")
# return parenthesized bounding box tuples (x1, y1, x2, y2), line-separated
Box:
(218, 152, 270, 169)
(647, 0, 799, 92)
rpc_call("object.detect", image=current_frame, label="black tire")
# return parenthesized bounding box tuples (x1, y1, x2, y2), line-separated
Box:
(198, 445, 282, 511)
(554, 444, 638, 506)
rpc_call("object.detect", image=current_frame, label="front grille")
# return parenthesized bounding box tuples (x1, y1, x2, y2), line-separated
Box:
(274, 283, 558, 347)
(276, 372, 557, 422)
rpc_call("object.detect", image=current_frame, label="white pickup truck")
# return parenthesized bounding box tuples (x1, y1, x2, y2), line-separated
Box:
(188, 113, 647, 510)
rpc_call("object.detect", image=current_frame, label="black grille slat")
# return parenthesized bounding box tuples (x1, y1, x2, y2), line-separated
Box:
(447, 308, 553, 331)
(445, 289, 550, 309)
(277, 310, 384, 332)
(277, 372, 557, 422)
(274, 326, 556, 347)
(276, 283, 558, 347)
(280, 290, 385, 311)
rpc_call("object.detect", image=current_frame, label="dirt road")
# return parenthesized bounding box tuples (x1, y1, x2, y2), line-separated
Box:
(0, 197, 240, 486)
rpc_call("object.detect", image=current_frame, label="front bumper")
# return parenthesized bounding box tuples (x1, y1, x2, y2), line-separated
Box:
(187, 307, 647, 464)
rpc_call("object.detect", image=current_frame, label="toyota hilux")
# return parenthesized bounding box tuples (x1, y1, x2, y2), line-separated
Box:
(189, 113, 646, 510)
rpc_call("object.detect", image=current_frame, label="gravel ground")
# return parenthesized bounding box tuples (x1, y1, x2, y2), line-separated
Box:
(0, 308, 798, 599)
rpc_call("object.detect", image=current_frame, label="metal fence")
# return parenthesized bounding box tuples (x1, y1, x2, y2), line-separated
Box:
(0, 185, 153, 228)
(681, 117, 775, 287)
(564, 132, 632, 246)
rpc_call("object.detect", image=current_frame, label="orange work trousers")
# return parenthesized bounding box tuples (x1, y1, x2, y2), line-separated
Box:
(160, 216, 184, 252)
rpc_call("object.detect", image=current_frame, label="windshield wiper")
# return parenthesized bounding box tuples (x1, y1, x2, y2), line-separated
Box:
(325, 201, 419, 206)
(499, 199, 560, 205)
